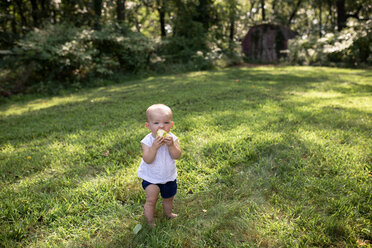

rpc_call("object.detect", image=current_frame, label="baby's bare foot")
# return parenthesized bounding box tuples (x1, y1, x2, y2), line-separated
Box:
(147, 220, 156, 228)
(166, 213, 178, 219)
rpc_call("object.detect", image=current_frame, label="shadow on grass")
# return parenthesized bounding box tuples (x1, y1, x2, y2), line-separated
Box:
(193, 134, 368, 246)
(0, 66, 371, 246)
(1, 65, 370, 190)
(108, 129, 370, 247)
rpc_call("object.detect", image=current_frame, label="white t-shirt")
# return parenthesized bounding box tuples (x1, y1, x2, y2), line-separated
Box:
(137, 132, 178, 184)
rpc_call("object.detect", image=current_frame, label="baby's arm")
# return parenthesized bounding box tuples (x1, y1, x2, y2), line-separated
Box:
(142, 136, 164, 164)
(164, 137, 182, 160)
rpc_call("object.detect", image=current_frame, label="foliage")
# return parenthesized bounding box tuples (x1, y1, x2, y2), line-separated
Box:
(288, 20, 372, 67)
(2, 0, 371, 43)
(155, 0, 215, 65)
(0, 23, 154, 95)
(1, 1, 372, 96)
(0, 66, 371, 247)
(155, 8, 215, 71)
(91, 24, 154, 72)
(157, 35, 212, 71)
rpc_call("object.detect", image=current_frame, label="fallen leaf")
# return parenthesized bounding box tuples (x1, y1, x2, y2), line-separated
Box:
(103, 150, 110, 156)
(357, 239, 370, 246)
(133, 223, 142, 234)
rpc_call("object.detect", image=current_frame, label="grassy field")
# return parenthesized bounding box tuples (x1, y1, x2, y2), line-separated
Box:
(0, 66, 371, 247)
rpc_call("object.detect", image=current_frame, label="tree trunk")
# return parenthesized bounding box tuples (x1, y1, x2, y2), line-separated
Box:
(93, 0, 103, 29)
(51, 8, 57, 24)
(14, 0, 27, 30)
(159, 10, 166, 37)
(271, 0, 278, 16)
(156, 0, 166, 37)
(261, 0, 265, 21)
(229, 0, 236, 43)
(248, 0, 257, 21)
(30, 0, 39, 27)
(319, 3, 322, 37)
(11, 5, 17, 34)
(229, 18, 235, 41)
(193, 0, 212, 31)
(116, 0, 125, 23)
(336, 0, 346, 31)
(288, 0, 303, 26)
(40, 0, 48, 20)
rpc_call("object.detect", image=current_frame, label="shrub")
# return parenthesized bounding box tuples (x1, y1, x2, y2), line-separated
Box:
(342, 33, 371, 65)
(0, 23, 154, 95)
(91, 24, 154, 73)
(154, 18, 214, 71)
(288, 20, 371, 67)
(153, 35, 213, 72)
(1, 24, 90, 95)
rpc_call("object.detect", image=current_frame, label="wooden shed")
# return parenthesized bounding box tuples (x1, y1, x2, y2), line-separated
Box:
(242, 24, 297, 63)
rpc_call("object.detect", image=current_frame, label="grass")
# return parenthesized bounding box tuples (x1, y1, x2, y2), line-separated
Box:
(0, 66, 371, 247)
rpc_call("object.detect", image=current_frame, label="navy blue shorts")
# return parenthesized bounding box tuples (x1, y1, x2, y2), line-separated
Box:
(142, 179, 177, 199)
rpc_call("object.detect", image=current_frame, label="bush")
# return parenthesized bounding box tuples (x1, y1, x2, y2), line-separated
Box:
(154, 18, 214, 71)
(91, 24, 154, 73)
(0, 23, 154, 95)
(153, 35, 213, 72)
(0, 31, 18, 50)
(342, 33, 371, 65)
(288, 20, 371, 67)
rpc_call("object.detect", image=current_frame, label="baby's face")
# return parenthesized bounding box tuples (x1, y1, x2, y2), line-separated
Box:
(146, 111, 173, 136)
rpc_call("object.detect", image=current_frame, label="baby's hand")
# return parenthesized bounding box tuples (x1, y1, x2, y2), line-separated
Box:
(153, 136, 165, 149)
(163, 136, 174, 147)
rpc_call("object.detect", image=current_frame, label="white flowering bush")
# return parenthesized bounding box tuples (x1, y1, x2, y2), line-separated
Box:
(288, 20, 371, 67)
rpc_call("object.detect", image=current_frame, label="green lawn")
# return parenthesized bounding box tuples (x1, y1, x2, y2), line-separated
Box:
(1, 66, 371, 247)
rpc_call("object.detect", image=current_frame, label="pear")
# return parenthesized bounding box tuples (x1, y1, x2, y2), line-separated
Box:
(157, 129, 169, 138)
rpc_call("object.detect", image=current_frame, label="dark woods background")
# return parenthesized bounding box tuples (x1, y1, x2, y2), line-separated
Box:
(0, 0, 371, 95)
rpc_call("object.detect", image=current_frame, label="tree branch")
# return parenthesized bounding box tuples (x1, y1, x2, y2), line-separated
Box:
(288, 0, 303, 26)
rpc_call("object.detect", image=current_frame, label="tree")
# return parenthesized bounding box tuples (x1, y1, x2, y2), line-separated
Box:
(335, 0, 367, 31)
(156, 0, 167, 37)
(93, 0, 103, 29)
(14, 0, 27, 31)
(116, 0, 126, 23)
(30, 0, 40, 27)
(336, 0, 347, 31)
(288, 0, 303, 26)
(260, 0, 265, 21)
(228, 0, 238, 43)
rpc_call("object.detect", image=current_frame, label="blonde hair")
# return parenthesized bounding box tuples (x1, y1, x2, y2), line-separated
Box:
(146, 104, 173, 121)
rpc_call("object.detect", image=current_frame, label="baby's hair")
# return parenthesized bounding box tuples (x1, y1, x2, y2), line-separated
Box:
(146, 104, 173, 121)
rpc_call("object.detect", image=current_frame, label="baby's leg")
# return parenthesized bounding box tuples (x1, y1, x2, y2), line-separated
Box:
(163, 196, 178, 219)
(144, 184, 160, 226)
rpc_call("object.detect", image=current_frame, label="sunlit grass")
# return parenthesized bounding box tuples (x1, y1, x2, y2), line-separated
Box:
(0, 66, 371, 247)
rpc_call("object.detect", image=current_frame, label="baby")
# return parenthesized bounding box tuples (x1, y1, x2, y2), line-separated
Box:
(137, 104, 182, 226)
